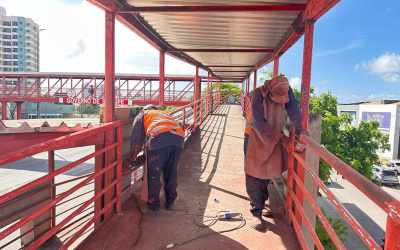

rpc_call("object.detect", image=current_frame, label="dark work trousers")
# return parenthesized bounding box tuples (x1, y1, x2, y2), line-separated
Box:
(147, 146, 182, 210)
(244, 134, 270, 214)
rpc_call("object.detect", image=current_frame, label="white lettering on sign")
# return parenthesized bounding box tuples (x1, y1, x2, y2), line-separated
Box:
(62, 97, 103, 104)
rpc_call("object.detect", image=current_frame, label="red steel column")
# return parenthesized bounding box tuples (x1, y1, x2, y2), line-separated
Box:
(1, 101, 7, 120)
(253, 70, 257, 91)
(296, 20, 314, 228)
(193, 65, 200, 129)
(16, 102, 23, 120)
(103, 10, 116, 219)
(246, 78, 249, 95)
(300, 21, 314, 131)
(273, 57, 280, 78)
(104, 11, 115, 123)
(385, 202, 400, 250)
(159, 51, 165, 106)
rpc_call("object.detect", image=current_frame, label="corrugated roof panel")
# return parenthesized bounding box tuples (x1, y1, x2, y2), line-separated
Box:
(128, 0, 307, 6)
(125, 0, 307, 80)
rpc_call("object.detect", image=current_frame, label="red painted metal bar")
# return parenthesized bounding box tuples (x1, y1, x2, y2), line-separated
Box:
(168, 48, 274, 53)
(273, 57, 280, 77)
(292, 171, 346, 250)
(300, 21, 314, 131)
(1, 101, 7, 120)
(27, 172, 118, 249)
(253, 70, 257, 90)
(15, 101, 23, 119)
(213, 70, 249, 73)
(0, 121, 123, 166)
(288, 189, 324, 250)
(104, 10, 115, 123)
(48, 150, 56, 229)
(206, 65, 254, 68)
(119, 4, 307, 13)
(301, 134, 398, 213)
(293, 152, 381, 249)
(159, 51, 165, 105)
(193, 66, 200, 130)
(385, 203, 400, 250)
(116, 126, 123, 213)
(61, 197, 116, 249)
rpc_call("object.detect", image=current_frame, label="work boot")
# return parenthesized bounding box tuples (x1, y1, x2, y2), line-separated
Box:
(165, 200, 176, 210)
(263, 208, 273, 218)
(146, 203, 160, 216)
(250, 208, 263, 223)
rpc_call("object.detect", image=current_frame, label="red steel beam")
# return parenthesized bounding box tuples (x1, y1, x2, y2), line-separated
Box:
(159, 51, 165, 106)
(168, 48, 274, 53)
(213, 70, 249, 73)
(119, 4, 307, 13)
(206, 65, 254, 68)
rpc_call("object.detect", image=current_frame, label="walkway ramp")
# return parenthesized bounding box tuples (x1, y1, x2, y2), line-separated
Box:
(79, 105, 298, 250)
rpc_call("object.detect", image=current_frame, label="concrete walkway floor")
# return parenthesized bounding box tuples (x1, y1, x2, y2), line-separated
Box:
(79, 105, 299, 250)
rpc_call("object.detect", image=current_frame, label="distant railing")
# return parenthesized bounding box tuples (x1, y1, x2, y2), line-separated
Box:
(0, 92, 221, 249)
(0, 72, 218, 106)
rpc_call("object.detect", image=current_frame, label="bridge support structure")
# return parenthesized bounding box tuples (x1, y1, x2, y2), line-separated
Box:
(1, 101, 7, 120)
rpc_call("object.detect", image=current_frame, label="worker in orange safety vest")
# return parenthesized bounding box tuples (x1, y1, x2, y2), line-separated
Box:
(130, 105, 185, 214)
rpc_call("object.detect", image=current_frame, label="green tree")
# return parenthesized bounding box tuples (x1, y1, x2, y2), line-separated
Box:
(292, 88, 389, 181)
(76, 104, 100, 115)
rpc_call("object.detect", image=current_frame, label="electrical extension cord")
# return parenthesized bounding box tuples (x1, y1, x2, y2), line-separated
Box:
(217, 212, 242, 220)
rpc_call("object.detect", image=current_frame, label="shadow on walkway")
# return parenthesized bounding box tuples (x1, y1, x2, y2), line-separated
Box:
(79, 105, 298, 250)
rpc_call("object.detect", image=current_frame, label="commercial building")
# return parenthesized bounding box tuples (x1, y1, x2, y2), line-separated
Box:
(338, 100, 400, 160)
(0, 6, 39, 72)
(0, 6, 74, 119)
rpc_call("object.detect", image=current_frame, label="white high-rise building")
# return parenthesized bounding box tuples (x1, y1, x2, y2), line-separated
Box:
(0, 6, 39, 72)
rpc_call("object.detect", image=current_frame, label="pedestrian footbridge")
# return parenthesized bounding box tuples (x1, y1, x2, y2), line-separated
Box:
(1, 0, 399, 249)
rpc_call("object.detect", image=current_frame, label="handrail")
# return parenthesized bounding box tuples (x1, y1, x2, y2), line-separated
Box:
(301, 134, 397, 213)
(0, 120, 124, 166)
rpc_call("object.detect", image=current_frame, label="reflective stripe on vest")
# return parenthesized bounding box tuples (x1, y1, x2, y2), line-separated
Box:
(144, 110, 185, 138)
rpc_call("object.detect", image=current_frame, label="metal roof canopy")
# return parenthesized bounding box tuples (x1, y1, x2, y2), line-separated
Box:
(89, 0, 338, 81)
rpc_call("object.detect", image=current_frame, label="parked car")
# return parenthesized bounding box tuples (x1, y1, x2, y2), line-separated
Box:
(388, 160, 400, 174)
(372, 166, 399, 186)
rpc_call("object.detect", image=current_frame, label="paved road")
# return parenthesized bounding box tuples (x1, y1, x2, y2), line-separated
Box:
(0, 146, 95, 249)
(325, 174, 400, 248)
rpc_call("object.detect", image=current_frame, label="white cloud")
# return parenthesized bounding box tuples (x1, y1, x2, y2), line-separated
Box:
(289, 77, 301, 90)
(357, 53, 400, 83)
(1, 0, 195, 75)
(316, 40, 362, 57)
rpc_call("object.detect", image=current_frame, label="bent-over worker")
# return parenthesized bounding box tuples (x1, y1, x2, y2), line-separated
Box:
(244, 75, 302, 222)
(130, 105, 185, 213)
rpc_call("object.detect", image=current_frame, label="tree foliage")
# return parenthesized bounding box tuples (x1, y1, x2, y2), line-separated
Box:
(293, 88, 389, 181)
(316, 211, 347, 249)
(76, 104, 99, 114)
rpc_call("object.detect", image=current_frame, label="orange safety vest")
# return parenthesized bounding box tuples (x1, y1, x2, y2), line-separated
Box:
(244, 95, 253, 135)
(143, 110, 185, 138)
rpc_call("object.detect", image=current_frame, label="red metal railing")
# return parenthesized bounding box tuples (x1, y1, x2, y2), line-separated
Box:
(0, 92, 220, 249)
(284, 130, 400, 250)
(240, 90, 400, 249)
(0, 72, 217, 106)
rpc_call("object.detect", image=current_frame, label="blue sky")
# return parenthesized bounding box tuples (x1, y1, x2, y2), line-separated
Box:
(2, 0, 399, 103)
(274, 0, 400, 103)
